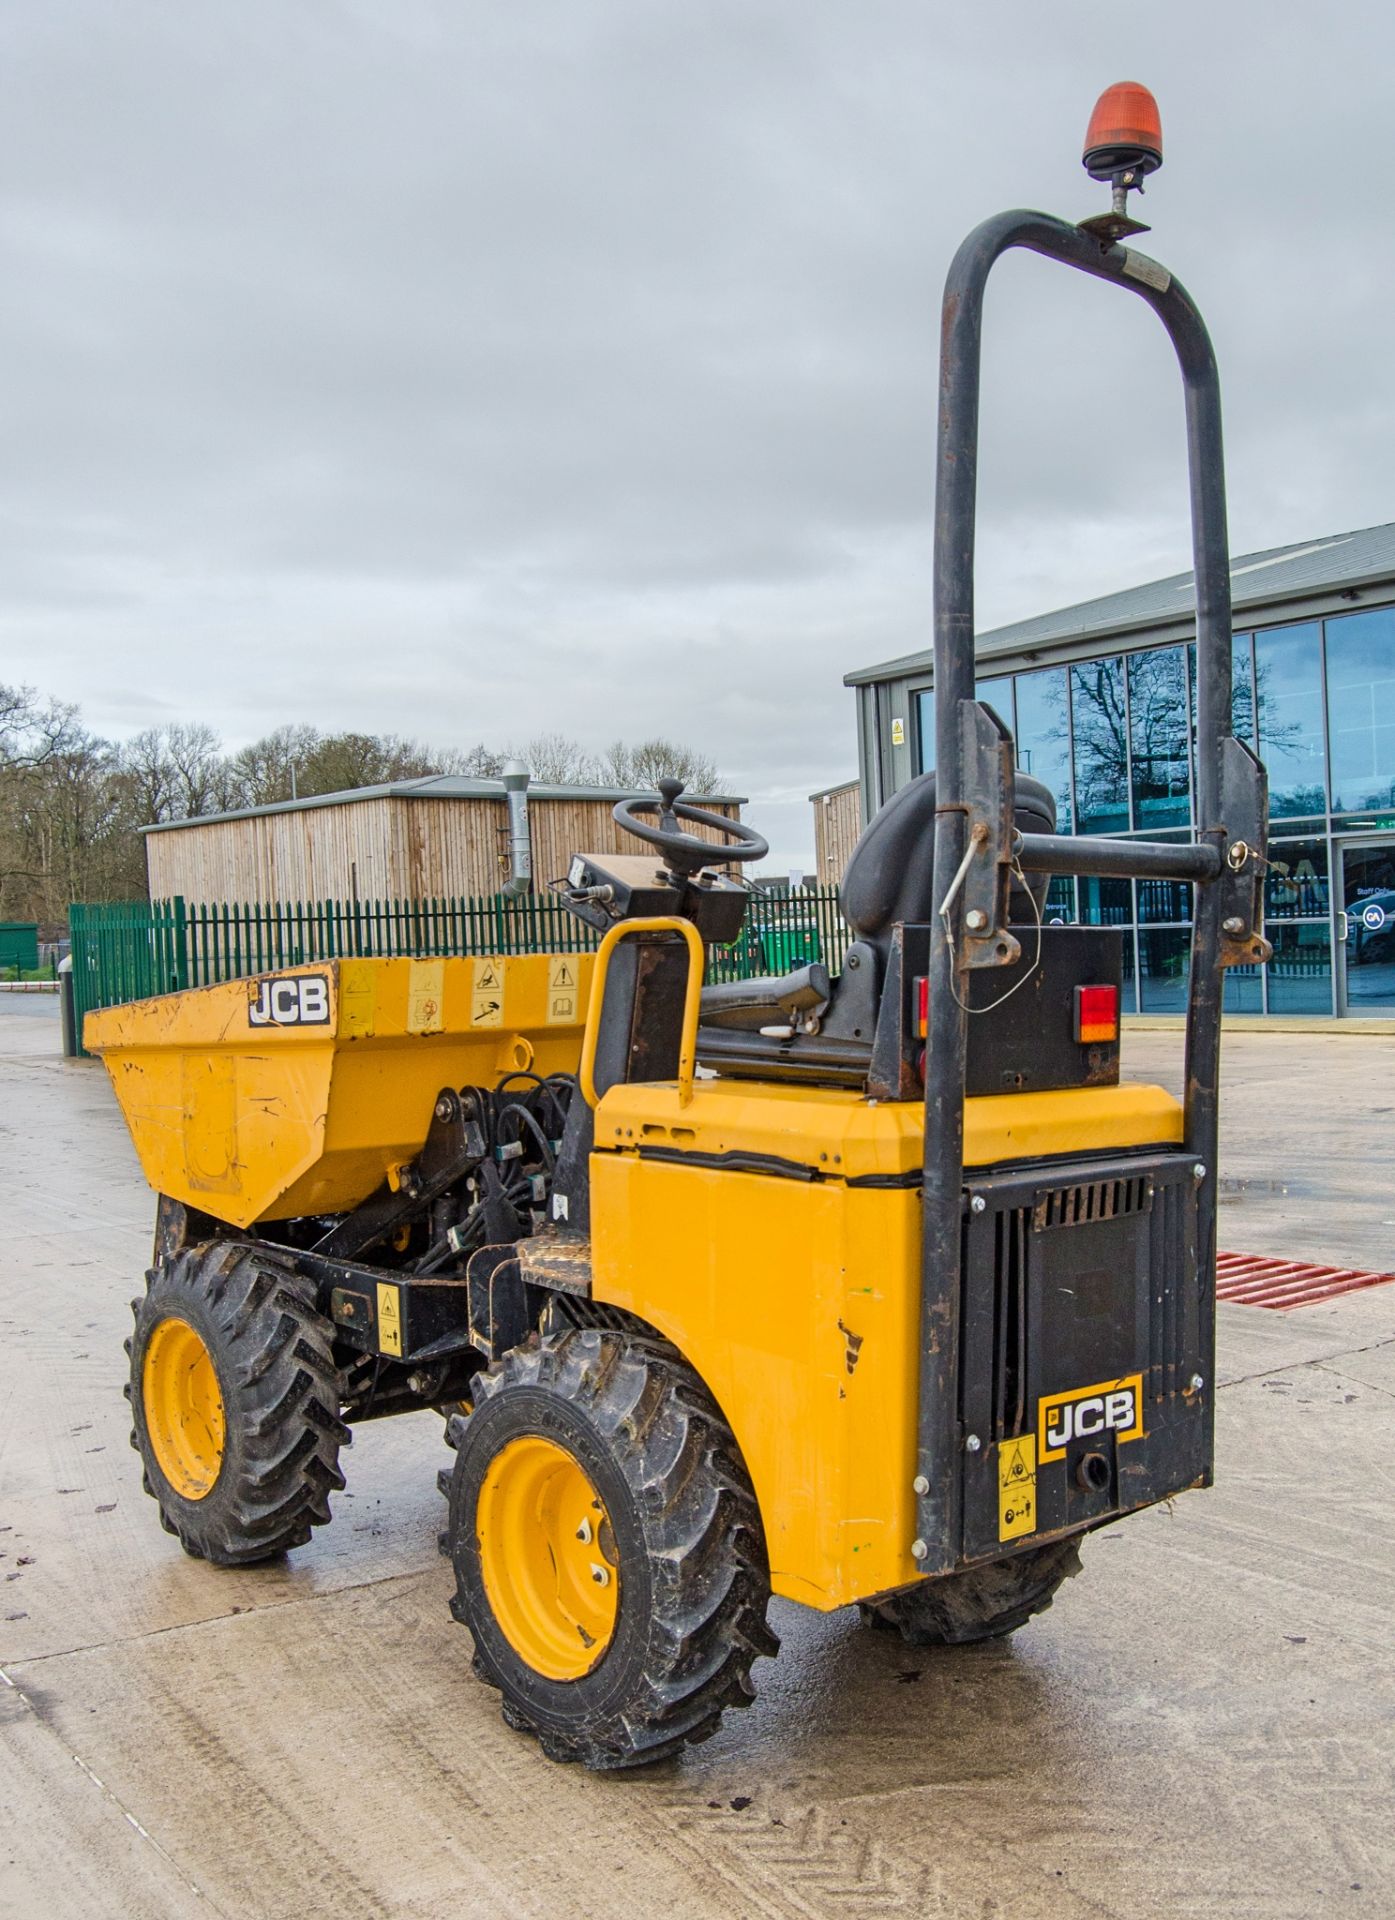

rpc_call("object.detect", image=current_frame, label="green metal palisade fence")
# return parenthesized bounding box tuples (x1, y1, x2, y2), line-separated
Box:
(69, 889, 852, 1055)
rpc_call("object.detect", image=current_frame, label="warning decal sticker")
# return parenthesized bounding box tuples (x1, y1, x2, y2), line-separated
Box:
(376, 1282, 403, 1358)
(546, 954, 582, 1025)
(406, 958, 444, 1035)
(998, 1434, 1038, 1541)
(471, 956, 505, 1028)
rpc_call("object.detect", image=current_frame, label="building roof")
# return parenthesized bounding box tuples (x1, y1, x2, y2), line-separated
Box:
(808, 778, 859, 802)
(141, 774, 746, 835)
(844, 520, 1395, 687)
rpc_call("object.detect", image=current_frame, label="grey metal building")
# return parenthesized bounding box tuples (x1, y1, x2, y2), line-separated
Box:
(846, 523, 1395, 1018)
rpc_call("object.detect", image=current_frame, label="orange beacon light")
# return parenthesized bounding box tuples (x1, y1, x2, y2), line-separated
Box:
(1083, 82, 1163, 182)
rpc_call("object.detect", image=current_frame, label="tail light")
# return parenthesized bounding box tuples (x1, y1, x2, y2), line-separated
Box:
(1074, 983, 1119, 1044)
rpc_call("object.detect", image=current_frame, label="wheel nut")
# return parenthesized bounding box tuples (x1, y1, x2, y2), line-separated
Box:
(590, 1563, 610, 1586)
(575, 1517, 593, 1545)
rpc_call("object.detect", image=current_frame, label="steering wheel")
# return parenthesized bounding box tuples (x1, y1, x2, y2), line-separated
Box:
(614, 778, 768, 876)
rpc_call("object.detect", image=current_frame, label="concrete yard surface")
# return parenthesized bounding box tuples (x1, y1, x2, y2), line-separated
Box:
(1, 998, 1393, 1918)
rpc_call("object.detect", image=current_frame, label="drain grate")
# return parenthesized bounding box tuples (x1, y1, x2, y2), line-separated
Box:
(1216, 1251, 1395, 1311)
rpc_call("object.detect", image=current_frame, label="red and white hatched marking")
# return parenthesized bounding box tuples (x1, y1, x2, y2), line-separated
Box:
(1215, 1251, 1395, 1310)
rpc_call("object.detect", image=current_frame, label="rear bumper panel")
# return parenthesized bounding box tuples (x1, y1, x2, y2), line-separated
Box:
(956, 1148, 1207, 1564)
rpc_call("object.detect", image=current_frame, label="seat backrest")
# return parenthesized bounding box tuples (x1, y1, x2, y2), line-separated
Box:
(840, 771, 1056, 949)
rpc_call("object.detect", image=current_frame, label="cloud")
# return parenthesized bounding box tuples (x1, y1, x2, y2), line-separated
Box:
(2, 1, 1393, 868)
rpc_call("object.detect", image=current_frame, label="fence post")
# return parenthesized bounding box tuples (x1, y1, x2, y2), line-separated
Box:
(173, 895, 188, 991)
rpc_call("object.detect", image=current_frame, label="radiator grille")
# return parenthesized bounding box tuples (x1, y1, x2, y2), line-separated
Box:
(989, 1205, 1030, 1440)
(1033, 1173, 1151, 1231)
(1147, 1173, 1192, 1399)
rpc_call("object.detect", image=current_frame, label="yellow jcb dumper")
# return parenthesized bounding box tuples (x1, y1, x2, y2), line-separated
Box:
(89, 87, 1269, 1770)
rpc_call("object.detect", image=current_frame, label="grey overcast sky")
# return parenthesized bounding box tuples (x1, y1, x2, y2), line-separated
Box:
(3, 2, 1393, 866)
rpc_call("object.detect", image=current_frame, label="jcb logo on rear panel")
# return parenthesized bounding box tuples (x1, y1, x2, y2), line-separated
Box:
(248, 974, 331, 1028)
(1038, 1373, 1144, 1462)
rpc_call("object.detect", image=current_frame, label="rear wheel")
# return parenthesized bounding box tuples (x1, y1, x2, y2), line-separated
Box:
(126, 1241, 349, 1566)
(446, 1328, 778, 1769)
(861, 1538, 1082, 1647)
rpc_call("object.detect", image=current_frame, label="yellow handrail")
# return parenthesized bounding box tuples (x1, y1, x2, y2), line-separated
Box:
(579, 916, 705, 1111)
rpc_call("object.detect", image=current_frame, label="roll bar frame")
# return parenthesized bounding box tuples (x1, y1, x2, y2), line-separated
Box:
(913, 210, 1270, 1567)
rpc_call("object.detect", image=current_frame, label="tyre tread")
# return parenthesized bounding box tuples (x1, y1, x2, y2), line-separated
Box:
(448, 1328, 778, 1770)
(128, 1241, 347, 1567)
(861, 1537, 1082, 1647)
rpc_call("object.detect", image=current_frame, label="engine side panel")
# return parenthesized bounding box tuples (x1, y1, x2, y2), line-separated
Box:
(589, 1151, 924, 1609)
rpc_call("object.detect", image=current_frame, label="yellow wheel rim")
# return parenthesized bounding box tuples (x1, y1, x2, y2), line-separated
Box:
(142, 1316, 226, 1500)
(476, 1434, 619, 1680)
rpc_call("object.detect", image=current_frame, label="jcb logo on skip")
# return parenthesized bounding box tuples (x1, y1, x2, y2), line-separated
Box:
(1038, 1372, 1144, 1461)
(248, 974, 331, 1028)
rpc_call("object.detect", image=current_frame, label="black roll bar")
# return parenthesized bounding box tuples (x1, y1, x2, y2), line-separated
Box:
(913, 210, 1268, 1567)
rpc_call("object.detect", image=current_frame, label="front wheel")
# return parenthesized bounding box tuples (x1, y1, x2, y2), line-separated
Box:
(446, 1328, 778, 1769)
(125, 1241, 349, 1566)
(861, 1538, 1082, 1647)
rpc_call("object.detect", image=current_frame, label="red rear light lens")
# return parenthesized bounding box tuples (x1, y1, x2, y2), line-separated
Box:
(915, 975, 928, 1038)
(1075, 983, 1119, 1044)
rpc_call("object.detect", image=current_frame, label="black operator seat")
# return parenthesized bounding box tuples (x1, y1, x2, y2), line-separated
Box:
(698, 771, 1056, 1037)
(838, 769, 1056, 966)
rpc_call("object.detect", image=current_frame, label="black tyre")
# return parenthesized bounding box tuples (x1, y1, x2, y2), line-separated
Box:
(125, 1241, 349, 1566)
(446, 1328, 778, 1769)
(861, 1538, 1082, 1647)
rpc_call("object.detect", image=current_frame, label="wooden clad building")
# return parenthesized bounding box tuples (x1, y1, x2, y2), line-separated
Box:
(810, 780, 862, 887)
(143, 777, 747, 904)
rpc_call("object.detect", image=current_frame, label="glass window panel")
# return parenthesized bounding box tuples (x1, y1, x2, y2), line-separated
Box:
(1186, 637, 1255, 793)
(1138, 927, 1190, 1012)
(1042, 876, 1076, 924)
(1223, 963, 1262, 1014)
(1232, 634, 1255, 744)
(975, 675, 1015, 734)
(914, 689, 935, 774)
(1255, 623, 1327, 818)
(1078, 876, 1132, 925)
(1265, 923, 1333, 1015)
(1325, 608, 1395, 815)
(1120, 928, 1136, 1013)
(1265, 839, 1328, 920)
(1136, 877, 1193, 925)
(1128, 647, 1191, 830)
(1070, 657, 1129, 834)
(1014, 667, 1073, 832)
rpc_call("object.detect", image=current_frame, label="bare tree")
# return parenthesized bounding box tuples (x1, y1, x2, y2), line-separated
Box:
(602, 737, 723, 794)
(443, 742, 506, 778)
(514, 733, 603, 784)
(226, 724, 322, 807)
